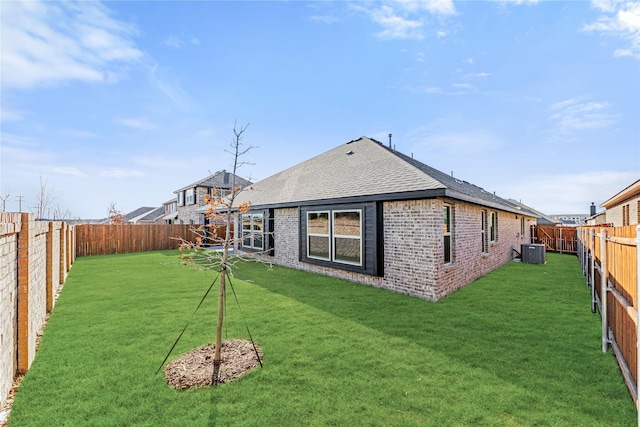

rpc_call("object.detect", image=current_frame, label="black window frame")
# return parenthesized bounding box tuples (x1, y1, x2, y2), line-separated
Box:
(443, 204, 454, 264)
(300, 202, 383, 276)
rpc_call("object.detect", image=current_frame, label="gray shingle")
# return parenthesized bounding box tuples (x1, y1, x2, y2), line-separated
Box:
(234, 136, 529, 215)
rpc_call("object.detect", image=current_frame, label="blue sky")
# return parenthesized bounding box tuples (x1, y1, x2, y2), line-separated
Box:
(1, 0, 638, 219)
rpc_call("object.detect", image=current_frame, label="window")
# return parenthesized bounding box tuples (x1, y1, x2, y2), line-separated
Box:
(177, 191, 184, 206)
(490, 211, 498, 242)
(443, 205, 453, 264)
(242, 213, 264, 250)
(481, 210, 488, 253)
(300, 203, 381, 276)
(520, 216, 525, 236)
(306, 210, 362, 265)
(307, 211, 330, 260)
(186, 188, 195, 205)
(332, 210, 362, 265)
(622, 204, 630, 226)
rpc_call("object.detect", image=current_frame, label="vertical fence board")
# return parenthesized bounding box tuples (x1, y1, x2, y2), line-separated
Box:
(74, 224, 231, 257)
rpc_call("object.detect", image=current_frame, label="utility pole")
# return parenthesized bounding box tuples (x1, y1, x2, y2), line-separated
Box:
(16, 195, 24, 212)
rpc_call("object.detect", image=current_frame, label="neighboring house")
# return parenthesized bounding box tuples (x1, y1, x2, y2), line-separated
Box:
(601, 178, 640, 226)
(548, 214, 589, 226)
(162, 198, 178, 224)
(174, 170, 252, 225)
(124, 206, 165, 224)
(232, 136, 537, 301)
(506, 199, 560, 225)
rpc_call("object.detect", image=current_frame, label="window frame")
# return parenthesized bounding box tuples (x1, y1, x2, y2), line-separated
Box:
(490, 211, 498, 242)
(177, 191, 184, 207)
(481, 209, 488, 253)
(331, 209, 363, 266)
(443, 204, 453, 264)
(185, 188, 195, 205)
(242, 212, 265, 251)
(300, 203, 382, 276)
(307, 210, 331, 261)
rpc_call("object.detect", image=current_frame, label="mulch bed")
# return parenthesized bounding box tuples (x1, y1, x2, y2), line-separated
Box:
(164, 339, 263, 389)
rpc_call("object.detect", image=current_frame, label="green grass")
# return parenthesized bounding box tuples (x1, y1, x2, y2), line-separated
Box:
(7, 251, 636, 426)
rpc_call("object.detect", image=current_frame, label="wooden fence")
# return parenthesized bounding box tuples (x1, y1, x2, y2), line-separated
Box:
(533, 225, 578, 254)
(75, 224, 230, 256)
(578, 225, 640, 408)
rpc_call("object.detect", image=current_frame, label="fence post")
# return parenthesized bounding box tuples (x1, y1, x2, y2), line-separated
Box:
(590, 228, 596, 313)
(636, 225, 640, 419)
(16, 213, 31, 374)
(601, 228, 609, 353)
(559, 227, 563, 254)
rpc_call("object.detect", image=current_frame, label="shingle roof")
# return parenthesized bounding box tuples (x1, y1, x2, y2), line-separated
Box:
(233, 136, 533, 216)
(125, 207, 158, 221)
(174, 170, 252, 193)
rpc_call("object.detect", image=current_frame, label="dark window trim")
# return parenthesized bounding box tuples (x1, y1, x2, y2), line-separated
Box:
(299, 202, 382, 277)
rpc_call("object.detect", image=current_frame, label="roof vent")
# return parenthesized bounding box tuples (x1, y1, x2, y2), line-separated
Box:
(346, 150, 354, 155)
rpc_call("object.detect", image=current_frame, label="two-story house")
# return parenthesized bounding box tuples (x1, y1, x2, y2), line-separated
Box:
(174, 170, 252, 225)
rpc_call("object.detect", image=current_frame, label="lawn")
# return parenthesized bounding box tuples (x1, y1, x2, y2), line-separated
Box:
(7, 251, 636, 426)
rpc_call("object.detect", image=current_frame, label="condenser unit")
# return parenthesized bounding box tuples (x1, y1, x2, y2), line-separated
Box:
(521, 243, 546, 264)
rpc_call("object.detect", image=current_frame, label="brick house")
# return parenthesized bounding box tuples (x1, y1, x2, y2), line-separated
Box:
(232, 136, 538, 301)
(601, 178, 640, 226)
(173, 170, 252, 225)
(161, 198, 178, 224)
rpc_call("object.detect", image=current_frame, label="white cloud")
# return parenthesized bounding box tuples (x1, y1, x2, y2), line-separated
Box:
(452, 82, 473, 89)
(352, 0, 455, 40)
(549, 98, 617, 132)
(500, 0, 539, 5)
(116, 118, 157, 131)
(371, 6, 425, 40)
(147, 63, 194, 111)
(1, 0, 143, 89)
(392, 0, 456, 15)
(54, 166, 85, 176)
(0, 107, 28, 122)
(309, 15, 340, 24)
(99, 169, 143, 178)
(164, 36, 184, 48)
(583, 1, 640, 59)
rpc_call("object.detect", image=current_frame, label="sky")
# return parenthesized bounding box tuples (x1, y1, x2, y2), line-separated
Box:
(1, 0, 638, 220)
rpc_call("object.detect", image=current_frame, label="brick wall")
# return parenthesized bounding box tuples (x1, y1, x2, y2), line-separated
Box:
(0, 213, 74, 409)
(605, 194, 640, 226)
(256, 198, 534, 302)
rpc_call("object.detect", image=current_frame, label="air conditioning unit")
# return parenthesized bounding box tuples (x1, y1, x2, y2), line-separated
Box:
(521, 243, 546, 264)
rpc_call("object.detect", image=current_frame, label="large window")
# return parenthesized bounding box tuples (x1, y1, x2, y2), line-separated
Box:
(186, 188, 195, 205)
(300, 203, 381, 276)
(443, 205, 453, 264)
(490, 211, 498, 242)
(242, 213, 264, 250)
(307, 210, 362, 265)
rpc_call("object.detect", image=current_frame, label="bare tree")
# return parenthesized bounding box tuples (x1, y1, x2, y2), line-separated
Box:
(53, 203, 73, 220)
(33, 175, 58, 219)
(0, 190, 10, 211)
(177, 121, 266, 384)
(107, 202, 127, 224)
